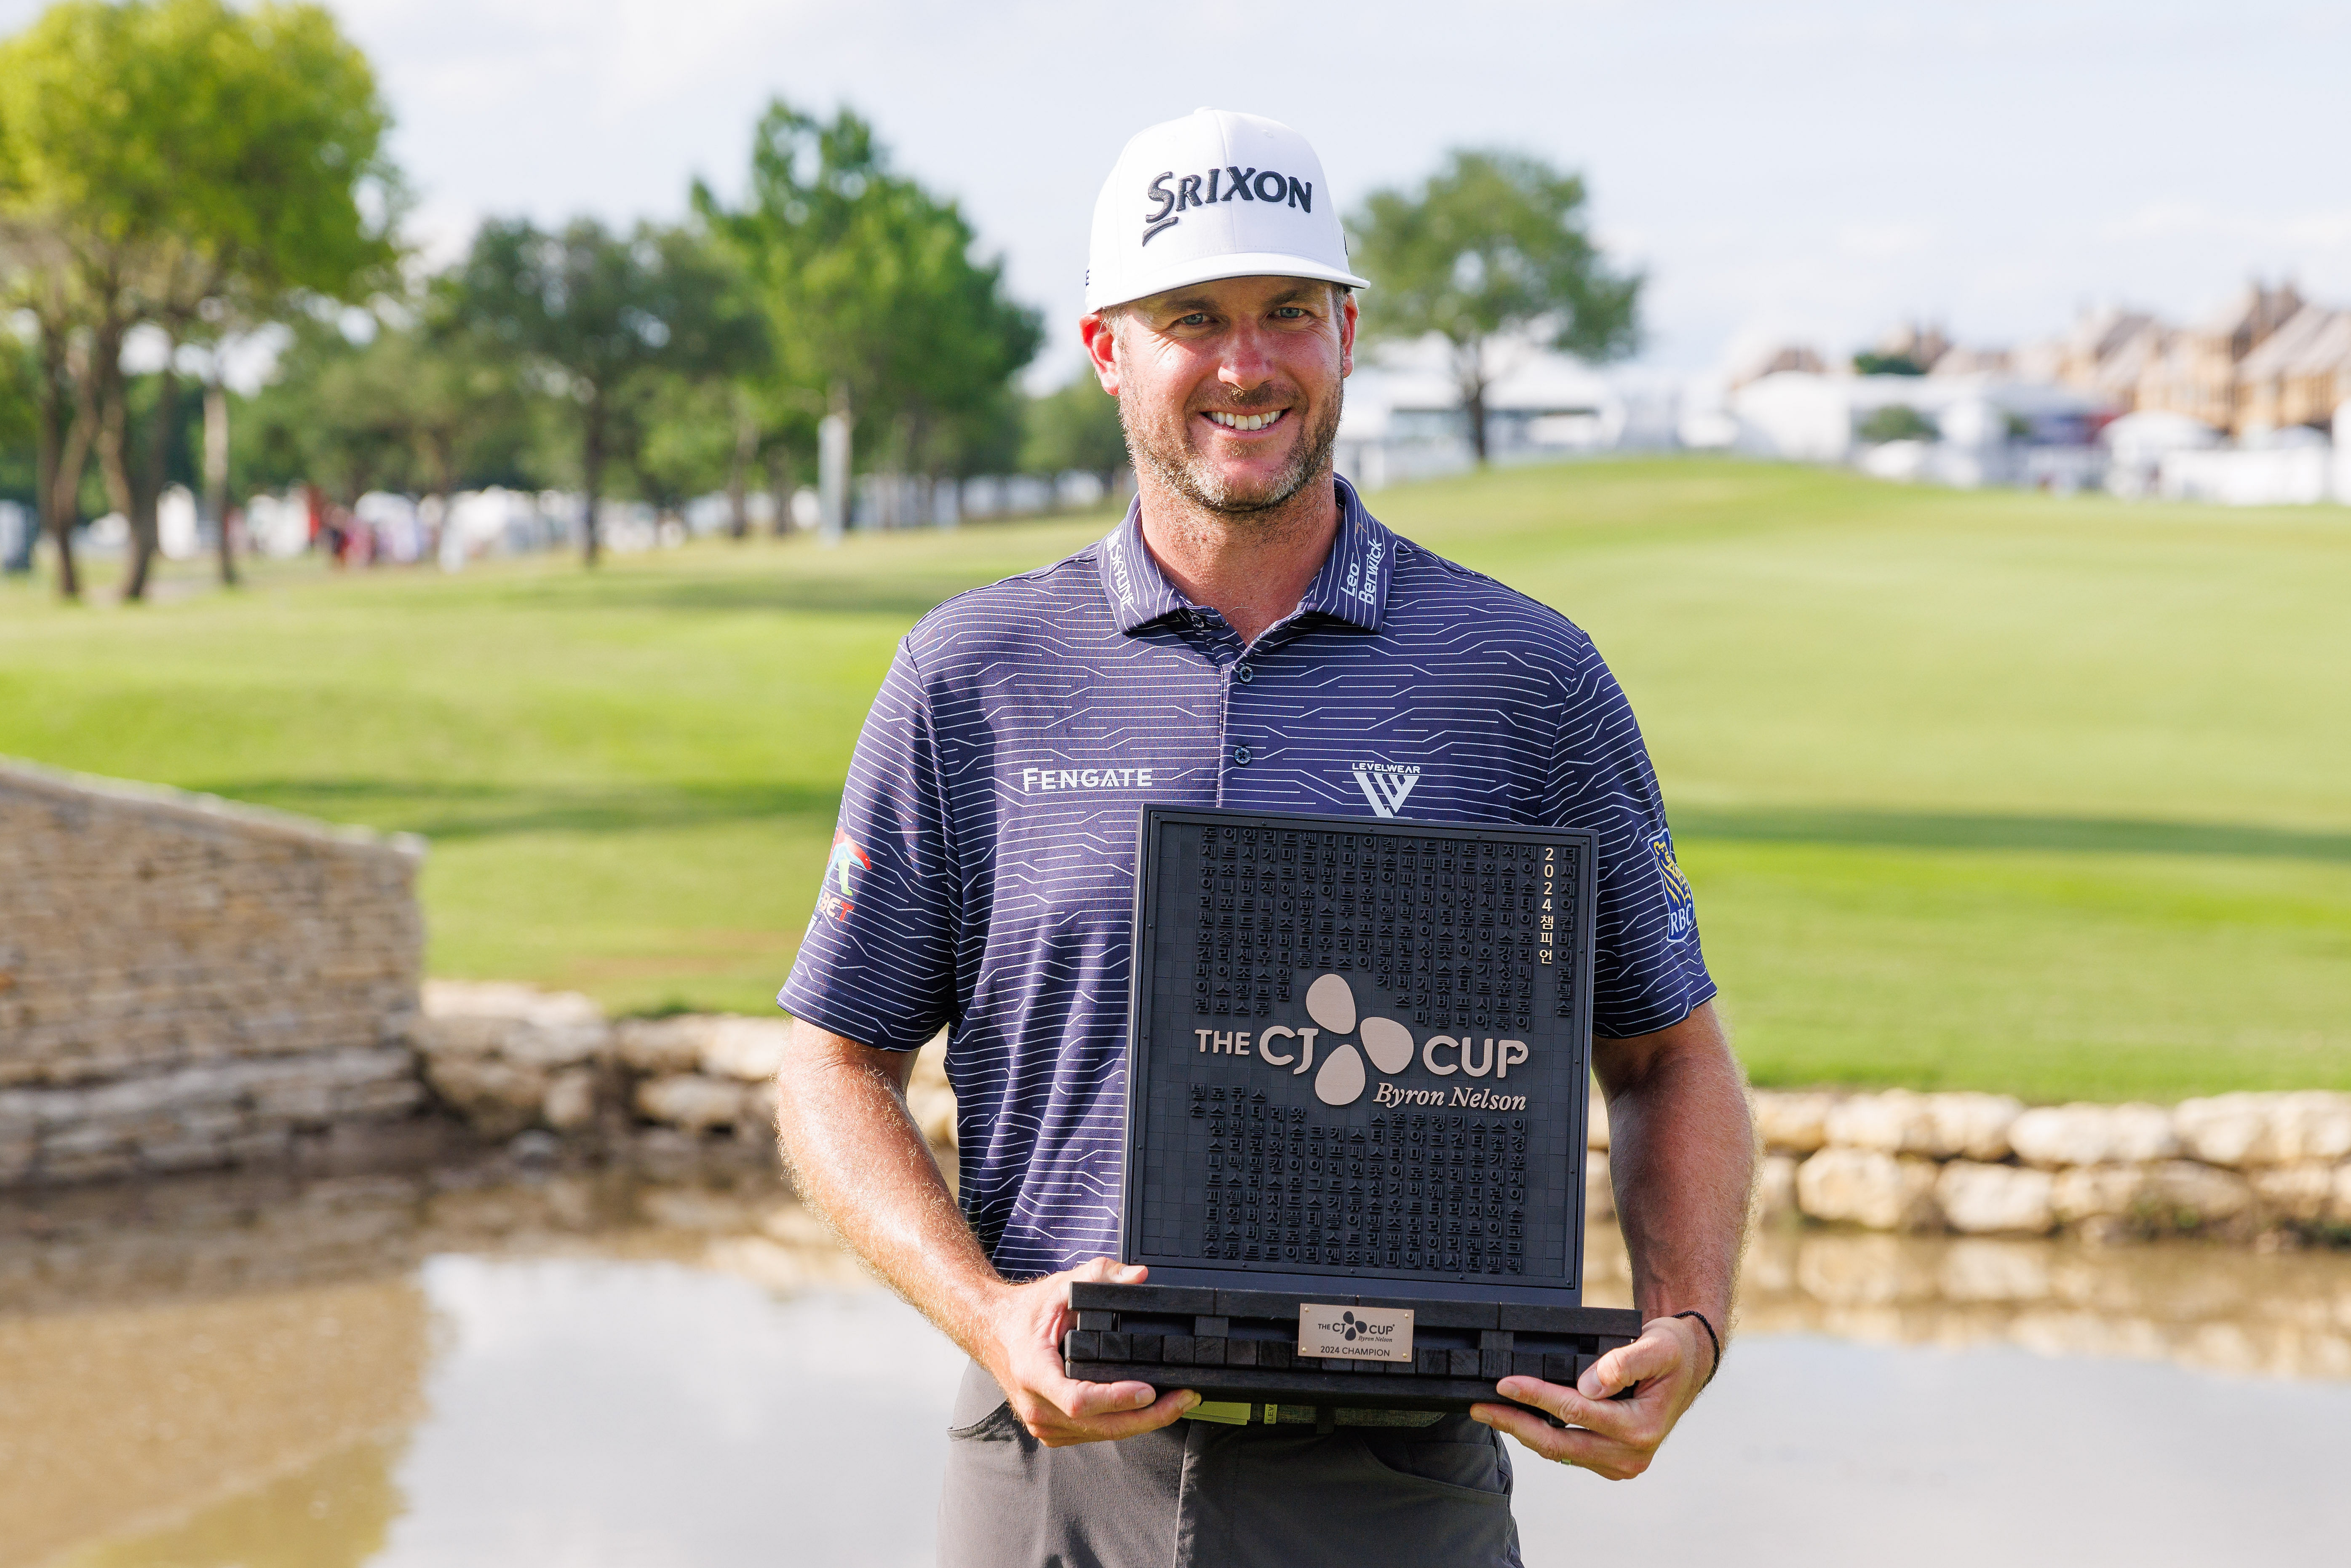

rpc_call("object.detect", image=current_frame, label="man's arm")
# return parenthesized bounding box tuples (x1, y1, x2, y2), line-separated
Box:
(1471, 999, 1754, 1477)
(772, 1018, 1199, 1445)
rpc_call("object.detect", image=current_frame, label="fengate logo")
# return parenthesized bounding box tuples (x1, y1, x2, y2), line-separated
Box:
(1141, 164, 1314, 246)
(1018, 764, 1159, 793)
(1351, 762, 1421, 818)
(820, 829, 868, 924)
(1196, 972, 1529, 1111)
(1652, 833, 1695, 942)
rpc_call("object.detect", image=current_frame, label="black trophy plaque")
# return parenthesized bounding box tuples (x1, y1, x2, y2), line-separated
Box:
(1063, 806, 1642, 1418)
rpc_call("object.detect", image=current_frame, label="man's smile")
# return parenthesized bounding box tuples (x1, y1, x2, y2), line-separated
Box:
(1201, 408, 1290, 433)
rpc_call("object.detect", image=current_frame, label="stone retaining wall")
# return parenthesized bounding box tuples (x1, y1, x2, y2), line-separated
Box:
(1640, 1088, 2351, 1240)
(416, 981, 956, 1162)
(0, 760, 427, 1185)
(425, 983, 2346, 1245)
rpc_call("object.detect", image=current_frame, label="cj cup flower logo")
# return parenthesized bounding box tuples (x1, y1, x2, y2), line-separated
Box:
(1259, 973, 1416, 1107)
(1241, 972, 1530, 1109)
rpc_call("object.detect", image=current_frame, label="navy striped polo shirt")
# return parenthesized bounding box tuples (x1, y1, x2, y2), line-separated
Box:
(779, 478, 1714, 1280)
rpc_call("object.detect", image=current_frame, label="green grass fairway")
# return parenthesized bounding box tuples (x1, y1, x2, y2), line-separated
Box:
(4, 459, 2346, 1101)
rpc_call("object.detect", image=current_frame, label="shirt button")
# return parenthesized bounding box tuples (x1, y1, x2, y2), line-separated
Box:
(1232, 746, 1252, 767)
(1235, 663, 1254, 684)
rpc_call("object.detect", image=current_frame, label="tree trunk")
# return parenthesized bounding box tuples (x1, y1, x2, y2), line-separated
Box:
(580, 395, 604, 567)
(1453, 336, 1492, 465)
(1465, 381, 1491, 465)
(766, 449, 793, 537)
(119, 361, 179, 603)
(727, 394, 756, 540)
(205, 378, 237, 587)
(89, 331, 140, 595)
(33, 322, 81, 601)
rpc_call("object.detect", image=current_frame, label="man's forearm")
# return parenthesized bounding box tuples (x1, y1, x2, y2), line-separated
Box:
(774, 1018, 1197, 1446)
(773, 1019, 1006, 1360)
(1595, 1001, 1754, 1336)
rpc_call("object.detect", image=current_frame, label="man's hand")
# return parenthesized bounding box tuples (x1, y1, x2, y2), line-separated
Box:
(980, 1257, 1200, 1447)
(1467, 1313, 1712, 1480)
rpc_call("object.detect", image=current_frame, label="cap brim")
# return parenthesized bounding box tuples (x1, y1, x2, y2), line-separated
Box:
(1089, 251, 1371, 313)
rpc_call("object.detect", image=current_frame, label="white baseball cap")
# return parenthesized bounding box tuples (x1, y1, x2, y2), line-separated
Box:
(1084, 108, 1370, 313)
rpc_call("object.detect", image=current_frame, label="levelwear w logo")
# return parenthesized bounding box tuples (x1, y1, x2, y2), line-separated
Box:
(1351, 762, 1421, 817)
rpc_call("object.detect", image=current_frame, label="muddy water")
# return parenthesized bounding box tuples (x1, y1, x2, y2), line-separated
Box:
(3, 1170, 2345, 1568)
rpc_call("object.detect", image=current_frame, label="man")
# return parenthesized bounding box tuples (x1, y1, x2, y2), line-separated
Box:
(775, 108, 1753, 1566)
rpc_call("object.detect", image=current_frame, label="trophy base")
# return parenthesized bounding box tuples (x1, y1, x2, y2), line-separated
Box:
(1062, 1281, 1642, 1418)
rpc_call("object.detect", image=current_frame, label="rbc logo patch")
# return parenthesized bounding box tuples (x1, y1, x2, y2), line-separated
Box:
(1651, 833, 1696, 943)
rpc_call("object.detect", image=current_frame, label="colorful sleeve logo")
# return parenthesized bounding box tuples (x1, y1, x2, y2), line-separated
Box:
(820, 829, 871, 924)
(1651, 833, 1696, 942)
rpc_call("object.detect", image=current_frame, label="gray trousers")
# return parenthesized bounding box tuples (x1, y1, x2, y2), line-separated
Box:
(938, 1362, 1523, 1568)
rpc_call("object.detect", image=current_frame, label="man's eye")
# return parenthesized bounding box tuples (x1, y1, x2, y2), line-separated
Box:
(1177, 314, 1211, 327)
(1274, 307, 1308, 319)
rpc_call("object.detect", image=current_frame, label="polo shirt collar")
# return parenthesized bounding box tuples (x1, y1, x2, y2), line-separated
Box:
(1097, 476, 1395, 636)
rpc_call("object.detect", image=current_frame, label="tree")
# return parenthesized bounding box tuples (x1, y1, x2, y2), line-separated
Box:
(447, 218, 746, 564)
(1023, 371, 1127, 493)
(696, 102, 1040, 524)
(1348, 150, 1642, 464)
(1853, 350, 1927, 377)
(1856, 405, 1938, 445)
(0, 0, 398, 598)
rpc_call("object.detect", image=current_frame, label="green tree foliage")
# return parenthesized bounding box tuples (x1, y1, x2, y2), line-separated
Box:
(1348, 150, 1641, 463)
(235, 307, 526, 505)
(1852, 350, 1928, 377)
(697, 102, 1041, 507)
(1022, 371, 1127, 490)
(0, 0, 398, 597)
(444, 218, 752, 564)
(1856, 404, 1940, 444)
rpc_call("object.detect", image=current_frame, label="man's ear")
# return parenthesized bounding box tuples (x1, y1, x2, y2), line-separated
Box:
(1339, 290, 1358, 379)
(1080, 311, 1122, 396)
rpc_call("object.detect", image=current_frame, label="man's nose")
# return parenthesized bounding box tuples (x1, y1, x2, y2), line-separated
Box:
(1216, 319, 1277, 391)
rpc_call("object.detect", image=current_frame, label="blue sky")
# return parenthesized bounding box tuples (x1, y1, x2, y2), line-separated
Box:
(9, 1, 2345, 382)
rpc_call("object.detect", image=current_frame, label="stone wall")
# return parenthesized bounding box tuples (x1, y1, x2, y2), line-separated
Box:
(0, 759, 427, 1185)
(416, 980, 956, 1163)
(1721, 1088, 2351, 1240)
(425, 983, 2347, 1247)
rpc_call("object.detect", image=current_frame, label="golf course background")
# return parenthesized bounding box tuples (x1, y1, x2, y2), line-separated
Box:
(4, 458, 2343, 1101)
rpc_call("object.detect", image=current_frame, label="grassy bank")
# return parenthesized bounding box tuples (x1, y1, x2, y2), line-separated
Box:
(4, 459, 2345, 1100)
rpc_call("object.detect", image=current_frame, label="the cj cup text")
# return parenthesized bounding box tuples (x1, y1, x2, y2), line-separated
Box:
(1195, 1026, 1528, 1079)
(1189, 971, 1538, 1109)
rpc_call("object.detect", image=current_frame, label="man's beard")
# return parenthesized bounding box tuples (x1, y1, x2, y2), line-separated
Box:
(1118, 384, 1343, 519)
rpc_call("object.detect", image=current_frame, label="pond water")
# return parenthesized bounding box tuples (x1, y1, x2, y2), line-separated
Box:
(4, 1166, 2346, 1568)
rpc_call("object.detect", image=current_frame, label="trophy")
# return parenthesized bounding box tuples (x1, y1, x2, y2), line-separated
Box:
(1063, 807, 1640, 1424)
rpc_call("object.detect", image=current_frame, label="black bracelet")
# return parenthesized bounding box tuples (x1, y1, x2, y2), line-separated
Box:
(1671, 1310, 1722, 1387)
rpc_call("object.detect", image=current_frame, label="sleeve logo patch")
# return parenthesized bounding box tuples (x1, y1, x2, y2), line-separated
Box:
(1651, 833, 1696, 942)
(821, 829, 871, 924)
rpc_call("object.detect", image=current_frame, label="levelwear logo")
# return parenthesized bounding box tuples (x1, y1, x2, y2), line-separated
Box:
(1195, 972, 1529, 1110)
(1351, 762, 1421, 817)
(1141, 166, 1314, 246)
